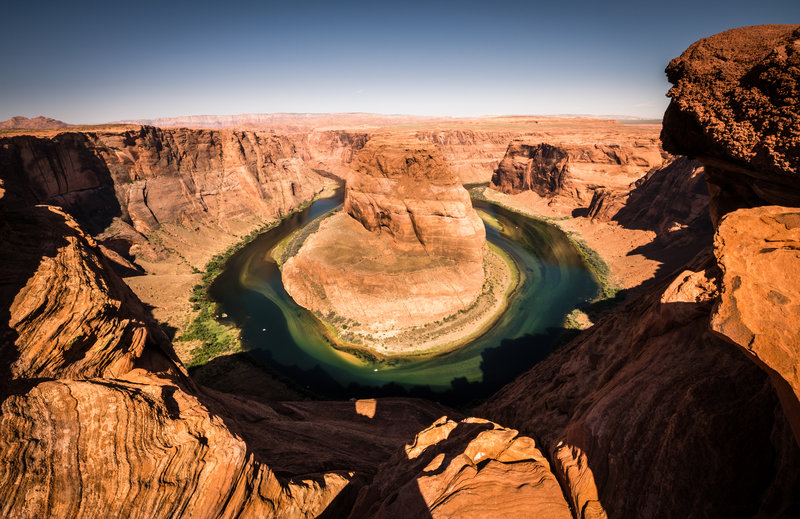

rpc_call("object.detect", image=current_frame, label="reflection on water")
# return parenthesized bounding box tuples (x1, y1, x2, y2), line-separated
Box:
(208, 191, 598, 405)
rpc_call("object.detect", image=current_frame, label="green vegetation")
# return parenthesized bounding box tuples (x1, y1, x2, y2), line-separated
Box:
(177, 198, 323, 367)
(470, 186, 618, 302)
(277, 208, 339, 267)
(569, 235, 617, 300)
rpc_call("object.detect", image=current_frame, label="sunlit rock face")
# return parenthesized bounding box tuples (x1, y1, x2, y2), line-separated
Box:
(344, 135, 486, 263)
(282, 135, 487, 346)
(661, 24, 800, 222)
(347, 417, 573, 519)
(662, 23, 800, 446)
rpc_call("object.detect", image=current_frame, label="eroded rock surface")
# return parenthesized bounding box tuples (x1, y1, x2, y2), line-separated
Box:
(0, 126, 327, 236)
(345, 135, 486, 262)
(283, 136, 490, 351)
(478, 252, 800, 517)
(490, 138, 665, 206)
(661, 24, 800, 451)
(348, 417, 572, 519)
(711, 206, 800, 445)
(662, 24, 800, 221)
(0, 187, 465, 518)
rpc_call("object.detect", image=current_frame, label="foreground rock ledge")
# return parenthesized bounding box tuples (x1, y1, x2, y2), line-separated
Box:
(282, 135, 491, 355)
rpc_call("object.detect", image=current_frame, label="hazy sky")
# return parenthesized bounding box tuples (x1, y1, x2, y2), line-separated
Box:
(1, 0, 798, 123)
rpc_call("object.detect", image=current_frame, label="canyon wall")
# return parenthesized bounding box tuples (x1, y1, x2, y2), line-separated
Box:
(0, 183, 467, 518)
(0, 126, 328, 237)
(662, 23, 800, 446)
(490, 138, 665, 206)
(282, 136, 488, 343)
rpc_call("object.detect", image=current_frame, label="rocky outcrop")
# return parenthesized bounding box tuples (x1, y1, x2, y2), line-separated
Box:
(588, 156, 711, 246)
(711, 206, 800, 445)
(348, 417, 572, 519)
(283, 136, 488, 352)
(490, 139, 665, 204)
(490, 143, 571, 196)
(344, 135, 485, 262)
(0, 201, 183, 382)
(662, 24, 800, 449)
(662, 24, 800, 223)
(0, 186, 464, 518)
(478, 252, 800, 517)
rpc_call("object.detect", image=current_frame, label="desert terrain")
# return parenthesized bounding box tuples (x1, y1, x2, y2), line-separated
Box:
(0, 23, 799, 519)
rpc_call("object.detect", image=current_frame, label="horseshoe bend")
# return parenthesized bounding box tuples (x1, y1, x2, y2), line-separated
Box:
(281, 135, 520, 357)
(2, 13, 800, 519)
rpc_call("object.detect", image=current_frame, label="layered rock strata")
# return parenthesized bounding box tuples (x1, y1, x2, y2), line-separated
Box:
(587, 156, 711, 246)
(0, 186, 465, 518)
(348, 417, 572, 519)
(490, 139, 665, 206)
(0, 126, 327, 237)
(344, 135, 485, 262)
(282, 136, 489, 352)
(476, 24, 800, 517)
(478, 252, 800, 517)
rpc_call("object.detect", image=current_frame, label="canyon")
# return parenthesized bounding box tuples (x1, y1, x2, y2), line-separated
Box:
(0, 23, 799, 518)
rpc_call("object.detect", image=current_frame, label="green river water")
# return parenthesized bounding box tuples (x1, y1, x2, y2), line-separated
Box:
(208, 190, 598, 404)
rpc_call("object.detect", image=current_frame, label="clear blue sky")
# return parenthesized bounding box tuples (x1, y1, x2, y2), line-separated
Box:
(1, 0, 797, 123)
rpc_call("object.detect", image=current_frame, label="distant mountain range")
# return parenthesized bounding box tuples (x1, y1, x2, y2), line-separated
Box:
(0, 116, 70, 130)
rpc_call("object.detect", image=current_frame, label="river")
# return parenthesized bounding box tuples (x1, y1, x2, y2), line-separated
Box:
(208, 190, 598, 405)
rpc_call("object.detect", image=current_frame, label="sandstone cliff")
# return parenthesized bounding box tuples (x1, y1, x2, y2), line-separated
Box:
(344, 135, 486, 262)
(0, 185, 466, 518)
(0, 126, 327, 237)
(490, 138, 665, 205)
(587, 156, 711, 247)
(478, 252, 800, 517)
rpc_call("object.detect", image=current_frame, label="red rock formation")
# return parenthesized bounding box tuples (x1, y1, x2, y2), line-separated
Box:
(711, 206, 800, 445)
(588, 156, 711, 247)
(347, 417, 572, 519)
(283, 136, 488, 348)
(344, 135, 485, 262)
(490, 143, 571, 196)
(662, 24, 800, 447)
(662, 24, 800, 221)
(0, 186, 463, 518)
(490, 139, 665, 204)
(0, 126, 327, 236)
(478, 252, 800, 517)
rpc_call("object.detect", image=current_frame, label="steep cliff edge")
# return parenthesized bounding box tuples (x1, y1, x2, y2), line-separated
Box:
(344, 135, 486, 262)
(662, 23, 800, 446)
(0, 126, 332, 356)
(662, 24, 800, 221)
(0, 126, 328, 237)
(490, 138, 664, 205)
